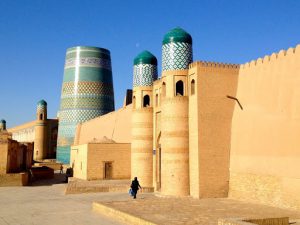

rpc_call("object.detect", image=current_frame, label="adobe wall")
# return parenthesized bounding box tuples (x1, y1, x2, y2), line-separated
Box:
(189, 61, 239, 198)
(8, 121, 35, 143)
(87, 143, 131, 180)
(70, 144, 88, 180)
(1, 133, 33, 176)
(229, 45, 300, 210)
(8, 119, 58, 159)
(70, 143, 131, 180)
(0, 142, 8, 174)
(74, 105, 132, 145)
(0, 173, 29, 186)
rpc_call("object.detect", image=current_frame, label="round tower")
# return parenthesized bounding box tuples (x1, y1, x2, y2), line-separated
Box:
(0, 119, 6, 131)
(160, 27, 193, 196)
(34, 99, 48, 161)
(57, 46, 115, 164)
(131, 50, 157, 188)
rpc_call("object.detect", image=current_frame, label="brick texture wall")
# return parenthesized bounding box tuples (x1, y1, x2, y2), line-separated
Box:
(230, 45, 300, 210)
(88, 143, 131, 180)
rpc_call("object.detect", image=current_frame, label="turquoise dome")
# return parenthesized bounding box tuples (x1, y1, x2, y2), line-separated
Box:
(163, 27, 192, 45)
(134, 51, 157, 65)
(37, 99, 47, 106)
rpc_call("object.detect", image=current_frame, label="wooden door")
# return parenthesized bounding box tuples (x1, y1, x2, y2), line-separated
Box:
(104, 162, 112, 179)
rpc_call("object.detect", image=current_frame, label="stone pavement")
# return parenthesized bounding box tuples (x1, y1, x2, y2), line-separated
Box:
(0, 174, 127, 225)
(1, 173, 300, 225)
(66, 178, 131, 194)
(93, 193, 300, 225)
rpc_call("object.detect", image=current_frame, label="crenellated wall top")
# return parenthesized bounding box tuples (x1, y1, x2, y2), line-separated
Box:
(240, 44, 300, 69)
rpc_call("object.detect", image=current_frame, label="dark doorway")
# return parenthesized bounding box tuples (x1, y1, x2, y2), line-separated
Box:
(176, 80, 184, 96)
(143, 95, 150, 107)
(191, 79, 195, 95)
(104, 162, 112, 179)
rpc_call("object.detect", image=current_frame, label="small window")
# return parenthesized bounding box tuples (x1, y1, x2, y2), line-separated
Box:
(143, 95, 150, 107)
(39, 114, 43, 120)
(133, 96, 136, 109)
(191, 79, 195, 95)
(176, 80, 184, 96)
(162, 82, 166, 97)
(155, 94, 158, 106)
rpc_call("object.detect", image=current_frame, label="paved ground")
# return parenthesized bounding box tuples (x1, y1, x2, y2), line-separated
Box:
(66, 178, 131, 194)
(1, 174, 300, 225)
(95, 193, 300, 225)
(0, 173, 126, 225)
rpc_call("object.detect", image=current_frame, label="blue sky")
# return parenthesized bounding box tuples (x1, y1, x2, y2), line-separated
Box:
(0, 0, 299, 127)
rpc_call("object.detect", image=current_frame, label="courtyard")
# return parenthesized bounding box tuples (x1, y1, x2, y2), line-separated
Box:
(1, 174, 300, 225)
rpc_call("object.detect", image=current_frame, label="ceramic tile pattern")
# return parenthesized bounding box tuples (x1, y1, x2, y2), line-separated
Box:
(133, 64, 157, 87)
(162, 42, 192, 71)
(57, 47, 115, 164)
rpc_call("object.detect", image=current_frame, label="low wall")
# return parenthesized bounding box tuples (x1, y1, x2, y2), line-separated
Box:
(0, 173, 29, 186)
(30, 167, 54, 179)
(229, 172, 300, 210)
(218, 217, 289, 225)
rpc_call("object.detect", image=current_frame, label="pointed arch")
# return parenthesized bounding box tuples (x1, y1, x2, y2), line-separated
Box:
(143, 95, 150, 107)
(176, 80, 184, 96)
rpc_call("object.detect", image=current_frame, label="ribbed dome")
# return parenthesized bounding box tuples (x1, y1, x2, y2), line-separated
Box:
(37, 99, 47, 106)
(134, 50, 157, 65)
(163, 27, 192, 45)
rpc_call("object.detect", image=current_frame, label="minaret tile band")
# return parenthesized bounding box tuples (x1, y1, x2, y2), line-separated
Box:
(162, 27, 193, 71)
(133, 51, 158, 87)
(57, 46, 115, 164)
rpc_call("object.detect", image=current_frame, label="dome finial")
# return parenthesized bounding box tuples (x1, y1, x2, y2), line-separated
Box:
(163, 27, 192, 45)
(134, 50, 157, 65)
(37, 99, 47, 106)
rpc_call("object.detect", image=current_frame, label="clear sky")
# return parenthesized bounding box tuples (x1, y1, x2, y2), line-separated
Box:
(0, 0, 299, 127)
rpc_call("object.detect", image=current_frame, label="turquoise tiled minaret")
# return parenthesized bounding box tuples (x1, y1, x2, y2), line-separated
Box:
(131, 51, 157, 188)
(0, 119, 6, 131)
(37, 100, 47, 120)
(57, 46, 115, 164)
(133, 50, 158, 87)
(162, 27, 193, 71)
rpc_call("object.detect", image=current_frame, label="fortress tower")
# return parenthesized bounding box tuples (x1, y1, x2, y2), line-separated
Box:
(0, 119, 6, 132)
(160, 27, 193, 196)
(34, 100, 48, 160)
(131, 51, 157, 188)
(57, 46, 115, 164)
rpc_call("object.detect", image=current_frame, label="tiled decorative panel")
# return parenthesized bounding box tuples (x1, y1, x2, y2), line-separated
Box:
(37, 103, 47, 116)
(57, 46, 115, 164)
(162, 42, 193, 71)
(133, 64, 157, 87)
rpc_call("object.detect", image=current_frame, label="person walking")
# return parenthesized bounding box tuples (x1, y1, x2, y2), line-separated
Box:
(130, 177, 142, 199)
(60, 164, 63, 174)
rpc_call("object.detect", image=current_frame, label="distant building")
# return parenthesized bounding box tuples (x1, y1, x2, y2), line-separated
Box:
(8, 100, 58, 160)
(0, 123, 33, 186)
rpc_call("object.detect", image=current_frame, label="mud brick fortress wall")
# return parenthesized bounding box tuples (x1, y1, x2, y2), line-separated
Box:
(229, 45, 300, 210)
(189, 62, 239, 198)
